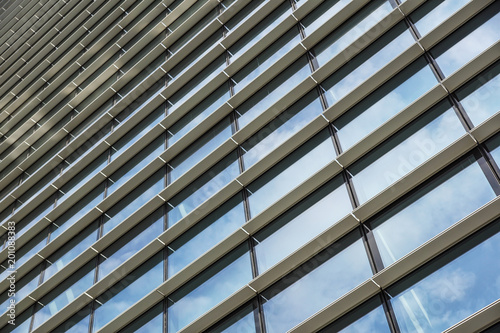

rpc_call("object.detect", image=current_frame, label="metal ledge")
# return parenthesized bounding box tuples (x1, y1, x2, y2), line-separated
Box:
(289, 280, 381, 332)
(445, 298, 500, 333)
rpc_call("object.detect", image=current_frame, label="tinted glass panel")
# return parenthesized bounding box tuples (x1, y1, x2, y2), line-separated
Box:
(388, 221, 500, 332)
(370, 153, 496, 266)
(261, 230, 372, 332)
(247, 129, 335, 217)
(431, 3, 500, 77)
(349, 100, 465, 204)
(254, 175, 352, 272)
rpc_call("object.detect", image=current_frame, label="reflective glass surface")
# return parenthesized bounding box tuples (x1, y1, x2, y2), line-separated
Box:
(334, 57, 438, 151)
(432, 4, 500, 77)
(485, 133, 500, 167)
(302, 0, 351, 36)
(167, 84, 230, 145)
(235, 56, 311, 128)
(370, 153, 497, 266)
(206, 302, 258, 333)
(31, 260, 96, 329)
(98, 208, 163, 280)
(457, 61, 500, 126)
(313, 0, 393, 67)
(322, 21, 414, 104)
(247, 129, 336, 217)
(168, 118, 233, 182)
(232, 28, 301, 94)
(241, 90, 323, 169)
(254, 176, 352, 272)
(411, 0, 471, 37)
(388, 222, 500, 333)
(167, 152, 240, 227)
(228, 2, 291, 61)
(319, 296, 391, 333)
(349, 100, 465, 204)
(168, 195, 246, 276)
(167, 245, 253, 332)
(261, 230, 372, 332)
(92, 253, 163, 331)
(103, 171, 164, 235)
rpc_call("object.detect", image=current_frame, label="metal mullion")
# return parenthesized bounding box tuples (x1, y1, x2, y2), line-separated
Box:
(380, 292, 401, 333)
(401, 6, 500, 197)
(475, 147, 500, 196)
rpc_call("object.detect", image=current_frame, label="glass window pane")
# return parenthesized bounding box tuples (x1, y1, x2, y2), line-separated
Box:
(58, 153, 108, 204)
(387, 221, 500, 333)
(54, 304, 92, 333)
(2, 305, 34, 333)
(232, 28, 301, 94)
(167, 152, 240, 227)
(349, 100, 465, 204)
(92, 253, 163, 332)
(411, 0, 471, 37)
(98, 208, 163, 280)
(247, 129, 336, 217)
(370, 152, 497, 267)
(254, 175, 352, 272)
(312, 0, 393, 67)
(241, 90, 323, 169)
(120, 303, 163, 333)
(261, 229, 372, 332)
(50, 183, 105, 240)
(321, 21, 414, 103)
(168, 118, 233, 182)
(485, 133, 500, 167)
(302, 0, 351, 36)
(111, 105, 165, 161)
(431, 3, 500, 77)
(206, 301, 258, 333)
(103, 170, 164, 235)
(167, 84, 230, 146)
(167, 194, 246, 276)
(167, 244, 253, 332)
(224, 0, 263, 32)
(167, 55, 226, 114)
(108, 136, 164, 195)
(235, 56, 311, 128)
(0, 265, 42, 314)
(31, 260, 96, 330)
(456, 60, 500, 126)
(319, 296, 391, 333)
(333, 57, 438, 151)
(228, 2, 291, 61)
(43, 221, 99, 281)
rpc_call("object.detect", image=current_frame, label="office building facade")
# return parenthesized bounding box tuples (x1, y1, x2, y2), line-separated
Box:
(0, 0, 499, 331)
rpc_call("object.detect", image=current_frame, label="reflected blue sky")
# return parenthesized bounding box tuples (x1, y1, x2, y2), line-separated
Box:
(372, 155, 496, 266)
(254, 176, 352, 272)
(458, 62, 500, 127)
(389, 225, 500, 333)
(335, 58, 438, 151)
(350, 105, 465, 204)
(302, 0, 351, 37)
(241, 91, 323, 169)
(168, 196, 245, 276)
(314, 1, 393, 67)
(262, 232, 372, 333)
(324, 23, 414, 105)
(93, 254, 163, 332)
(247, 130, 335, 217)
(168, 154, 240, 227)
(412, 0, 470, 37)
(434, 8, 499, 77)
(168, 247, 252, 332)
